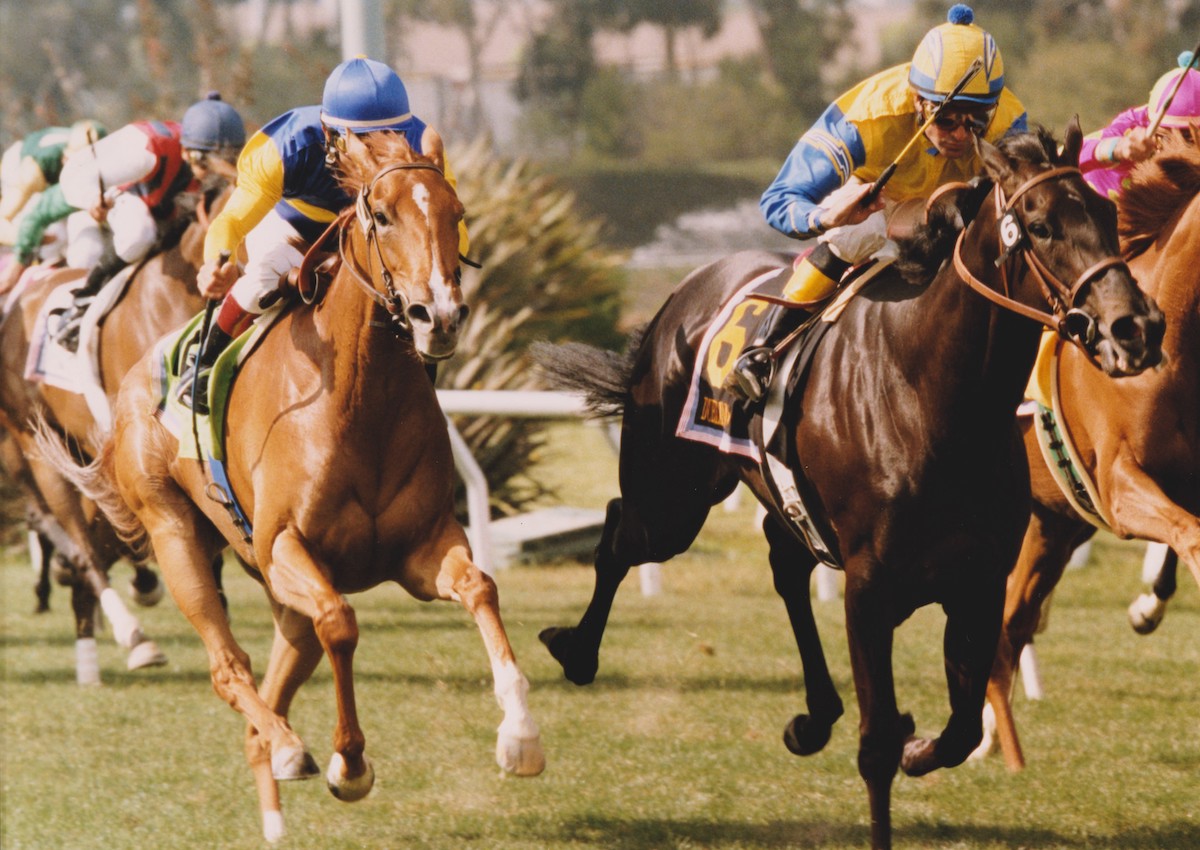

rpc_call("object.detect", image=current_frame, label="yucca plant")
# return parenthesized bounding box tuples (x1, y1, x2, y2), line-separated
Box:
(440, 139, 627, 518)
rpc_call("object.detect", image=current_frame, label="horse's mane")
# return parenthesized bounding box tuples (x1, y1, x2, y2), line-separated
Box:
(1119, 130, 1200, 259)
(331, 131, 436, 194)
(895, 127, 1060, 284)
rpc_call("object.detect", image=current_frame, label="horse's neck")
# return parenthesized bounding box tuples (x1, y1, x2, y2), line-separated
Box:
(314, 269, 427, 414)
(1146, 197, 1200, 342)
(915, 218, 1043, 422)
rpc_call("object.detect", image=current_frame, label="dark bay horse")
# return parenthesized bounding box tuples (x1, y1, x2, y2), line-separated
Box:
(533, 124, 1163, 850)
(43, 131, 543, 842)
(0, 181, 227, 680)
(982, 132, 1200, 771)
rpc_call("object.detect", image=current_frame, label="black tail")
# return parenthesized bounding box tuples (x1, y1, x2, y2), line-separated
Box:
(530, 329, 644, 419)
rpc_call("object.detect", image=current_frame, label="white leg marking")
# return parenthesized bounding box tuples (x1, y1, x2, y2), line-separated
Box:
(261, 810, 285, 844)
(75, 637, 101, 686)
(100, 587, 141, 649)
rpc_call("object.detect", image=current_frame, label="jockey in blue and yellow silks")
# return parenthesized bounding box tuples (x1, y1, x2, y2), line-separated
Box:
(730, 4, 1028, 403)
(180, 55, 466, 413)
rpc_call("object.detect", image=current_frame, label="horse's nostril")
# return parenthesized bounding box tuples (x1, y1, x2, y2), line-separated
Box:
(407, 303, 432, 327)
(457, 304, 470, 325)
(1109, 315, 1139, 343)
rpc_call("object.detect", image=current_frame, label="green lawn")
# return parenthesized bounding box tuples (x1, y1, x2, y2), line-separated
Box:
(2, 471, 1197, 849)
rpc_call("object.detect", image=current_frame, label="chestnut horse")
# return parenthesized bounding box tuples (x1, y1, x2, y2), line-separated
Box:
(0, 180, 228, 681)
(533, 125, 1163, 850)
(42, 132, 544, 842)
(982, 132, 1200, 771)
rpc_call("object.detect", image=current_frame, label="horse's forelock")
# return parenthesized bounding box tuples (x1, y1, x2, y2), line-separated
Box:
(996, 125, 1057, 168)
(333, 130, 429, 194)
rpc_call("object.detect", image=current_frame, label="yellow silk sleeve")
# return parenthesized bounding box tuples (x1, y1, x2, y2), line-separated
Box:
(203, 132, 286, 262)
(441, 155, 470, 258)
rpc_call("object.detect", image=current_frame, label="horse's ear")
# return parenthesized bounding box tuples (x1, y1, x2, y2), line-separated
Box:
(344, 130, 371, 164)
(977, 135, 1013, 186)
(421, 126, 446, 171)
(1060, 115, 1083, 166)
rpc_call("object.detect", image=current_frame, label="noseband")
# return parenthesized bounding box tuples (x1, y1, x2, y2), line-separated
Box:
(951, 165, 1129, 345)
(338, 161, 448, 335)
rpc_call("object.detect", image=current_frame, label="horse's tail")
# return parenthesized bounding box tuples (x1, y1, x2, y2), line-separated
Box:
(530, 329, 644, 418)
(30, 415, 152, 559)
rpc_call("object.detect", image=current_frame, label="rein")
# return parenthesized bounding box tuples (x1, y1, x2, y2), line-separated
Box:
(338, 161, 448, 335)
(951, 166, 1129, 343)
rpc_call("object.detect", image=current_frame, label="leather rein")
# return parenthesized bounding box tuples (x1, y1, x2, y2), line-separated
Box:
(951, 165, 1128, 343)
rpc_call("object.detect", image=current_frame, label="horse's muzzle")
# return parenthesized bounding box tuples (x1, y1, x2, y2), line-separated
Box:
(409, 302, 470, 361)
(1089, 301, 1166, 377)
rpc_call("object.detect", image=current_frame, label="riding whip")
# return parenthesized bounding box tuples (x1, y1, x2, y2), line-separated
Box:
(1146, 39, 1200, 136)
(862, 56, 985, 205)
(189, 250, 231, 455)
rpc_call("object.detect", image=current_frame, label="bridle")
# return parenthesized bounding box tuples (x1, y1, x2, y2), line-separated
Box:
(951, 165, 1129, 347)
(338, 161, 450, 335)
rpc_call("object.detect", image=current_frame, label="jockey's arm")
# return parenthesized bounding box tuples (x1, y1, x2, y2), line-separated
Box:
(12, 184, 74, 265)
(760, 103, 868, 240)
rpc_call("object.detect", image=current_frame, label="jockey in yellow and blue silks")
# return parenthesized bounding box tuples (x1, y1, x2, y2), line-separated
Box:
(730, 4, 1028, 403)
(180, 56, 466, 413)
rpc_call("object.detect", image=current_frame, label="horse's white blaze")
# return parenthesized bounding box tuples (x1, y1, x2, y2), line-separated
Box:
(411, 182, 458, 322)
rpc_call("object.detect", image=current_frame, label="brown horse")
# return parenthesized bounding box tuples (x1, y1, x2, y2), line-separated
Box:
(42, 131, 544, 842)
(0, 180, 227, 680)
(982, 132, 1200, 771)
(532, 124, 1163, 850)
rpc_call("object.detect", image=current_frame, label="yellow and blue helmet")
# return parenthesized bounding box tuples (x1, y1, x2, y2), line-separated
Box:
(1149, 51, 1200, 129)
(908, 5, 1004, 105)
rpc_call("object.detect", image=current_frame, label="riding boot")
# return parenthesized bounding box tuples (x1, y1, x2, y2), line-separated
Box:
(53, 244, 128, 353)
(727, 303, 805, 404)
(177, 322, 234, 415)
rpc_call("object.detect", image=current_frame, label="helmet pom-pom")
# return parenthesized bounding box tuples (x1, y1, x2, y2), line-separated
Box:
(947, 4, 975, 25)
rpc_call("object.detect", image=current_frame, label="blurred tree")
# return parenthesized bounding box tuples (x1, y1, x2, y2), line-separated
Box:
(747, 0, 854, 120)
(595, 0, 723, 78)
(513, 0, 596, 157)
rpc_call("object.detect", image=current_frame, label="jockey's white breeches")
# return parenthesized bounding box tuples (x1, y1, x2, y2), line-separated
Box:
(65, 194, 157, 268)
(226, 208, 306, 314)
(817, 177, 905, 265)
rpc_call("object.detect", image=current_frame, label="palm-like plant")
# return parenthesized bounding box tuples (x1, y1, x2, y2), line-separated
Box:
(441, 139, 626, 517)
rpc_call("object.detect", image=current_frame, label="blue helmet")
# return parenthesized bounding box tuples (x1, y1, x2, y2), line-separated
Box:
(181, 92, 246, 152)
(320, 56, 412, 133)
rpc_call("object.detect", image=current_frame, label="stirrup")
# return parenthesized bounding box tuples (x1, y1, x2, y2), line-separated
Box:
(176, 360, 212, 415)
(728, 347, 775, 403)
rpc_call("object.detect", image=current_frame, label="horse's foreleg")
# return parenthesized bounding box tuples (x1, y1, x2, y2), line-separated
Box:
(902, 570, 1006, 778)
(1129, 543, 1177, 634)
(763, 516, 843, 755)
(1102, 456, 1200, 592)
(540, 497, 633, 685)
(844, 564, 908, 850)
(245, 601, 327, 843)
(436, 542, 545, 777)
(129, 563, 165, 607)
(984, 513, 1084, 771)
(268, 530, 371, 801)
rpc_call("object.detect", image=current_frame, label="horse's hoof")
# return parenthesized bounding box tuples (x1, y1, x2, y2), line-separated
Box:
(129, 575, 165, 607)
(1128, 593, 1165, 635)
(497, 730, 546, 776)
(539, 626, 597, 685)
(900, 735, 939, 777)
(326, 752, 374, 802)
(261, 810, 285, 844)
(783, 714, 835, 756)
(126, 640, 168, 670)
(272, 745, 320, 781)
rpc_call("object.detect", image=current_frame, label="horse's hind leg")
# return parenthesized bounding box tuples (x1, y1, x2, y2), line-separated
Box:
(1129, 543, 1177, 634)
(32, 531, 52, 613)
(69, 578, 101, 685)
(902, 566, 1008, 778)
(429, 538, 544, 777)
(540, 497, 633, 685)
(762, 515, 843, 755)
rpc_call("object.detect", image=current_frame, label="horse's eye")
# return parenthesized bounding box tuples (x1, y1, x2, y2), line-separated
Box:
(1027, 221, 1052, 240)
(373, 211, 389, 227)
